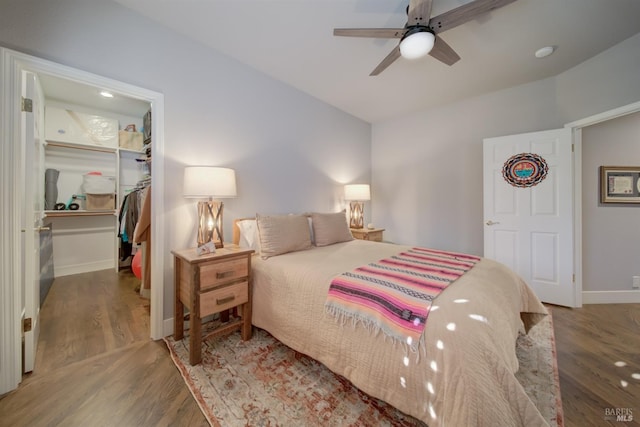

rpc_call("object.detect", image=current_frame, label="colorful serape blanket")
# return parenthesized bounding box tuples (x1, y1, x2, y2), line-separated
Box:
(325, 247, 481, 350)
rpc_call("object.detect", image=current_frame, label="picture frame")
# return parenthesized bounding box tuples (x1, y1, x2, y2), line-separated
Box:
(600, 166, 640, 204)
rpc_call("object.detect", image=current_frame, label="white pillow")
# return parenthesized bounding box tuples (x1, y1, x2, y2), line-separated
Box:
(256, 213, 312, 259)
(237, 219, 260, 252)
(307, 215, 315, 245)
(311, 211, 353, 247)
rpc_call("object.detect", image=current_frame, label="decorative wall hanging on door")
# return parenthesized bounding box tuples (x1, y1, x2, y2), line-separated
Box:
(502, 153, 548, 188)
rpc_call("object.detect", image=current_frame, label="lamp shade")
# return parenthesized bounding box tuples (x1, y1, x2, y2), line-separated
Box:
(399, 30, 435, 60)
(183, 166, 237, 198)
(344, 184, 371, 201)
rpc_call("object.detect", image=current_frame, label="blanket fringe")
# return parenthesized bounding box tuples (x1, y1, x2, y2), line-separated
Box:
(324, 304, 422, 356)
(325, 247, 479, 362)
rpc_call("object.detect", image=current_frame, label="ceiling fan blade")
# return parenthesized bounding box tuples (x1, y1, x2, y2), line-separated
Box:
(334, 28, 405, 38)
(428, 35, 461, 66)
(407, 0, 433, 26)
(370, 46, 401, 76)
(429, 0, 517, 34)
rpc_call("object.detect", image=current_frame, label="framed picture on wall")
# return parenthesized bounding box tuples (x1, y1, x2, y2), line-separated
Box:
(600, 166, 640, 203)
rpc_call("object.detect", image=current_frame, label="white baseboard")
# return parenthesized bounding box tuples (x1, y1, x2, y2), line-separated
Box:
(140, 288, 150, 299)
(163, 317, 174, 338)
(161, 314, 217, 339)
(582, 290, 640, 304)
(54, 260, 115, 277)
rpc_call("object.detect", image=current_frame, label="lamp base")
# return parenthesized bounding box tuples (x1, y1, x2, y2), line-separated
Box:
(197, 200, 225, 249)
(349, 201, 364, 229)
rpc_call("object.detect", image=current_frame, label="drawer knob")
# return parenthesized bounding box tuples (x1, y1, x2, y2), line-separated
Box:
(216, 270, 235, 279)
(216, 295, 235, 305)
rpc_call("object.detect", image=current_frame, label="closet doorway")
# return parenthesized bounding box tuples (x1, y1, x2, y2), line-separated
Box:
(0, 48, 165, 394)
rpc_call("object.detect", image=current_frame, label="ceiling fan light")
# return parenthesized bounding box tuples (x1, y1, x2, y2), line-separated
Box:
(399, 31, 435, 60)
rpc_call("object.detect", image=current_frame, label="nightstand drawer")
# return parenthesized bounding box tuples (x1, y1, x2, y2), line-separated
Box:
(200, 257, 248, 290)
(200, 280, 249, 316)
(351, 228, 385, 242)
(363, 230, 383, 241)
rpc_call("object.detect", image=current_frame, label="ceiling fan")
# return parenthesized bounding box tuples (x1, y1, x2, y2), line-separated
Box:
(334, 0, 517, 76)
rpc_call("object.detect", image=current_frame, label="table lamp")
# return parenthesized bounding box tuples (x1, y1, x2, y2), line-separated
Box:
(344, 184, 370, 229)
(183, 166, 237, 250)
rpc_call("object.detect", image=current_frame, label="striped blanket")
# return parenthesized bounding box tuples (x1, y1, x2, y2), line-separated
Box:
(325, 247, 481, 350)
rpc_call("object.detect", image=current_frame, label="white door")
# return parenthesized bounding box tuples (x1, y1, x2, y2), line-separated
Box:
(21, 70, 44, 372)
(483, 128, 576, 307)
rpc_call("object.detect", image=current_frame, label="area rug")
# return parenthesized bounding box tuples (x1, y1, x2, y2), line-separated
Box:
(165, 313, 563, 427)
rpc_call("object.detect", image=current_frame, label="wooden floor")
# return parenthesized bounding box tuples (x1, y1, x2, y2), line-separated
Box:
(0, 270, 638, 427)
(548, 303, 640, 427)
(0, 269, 207, 427)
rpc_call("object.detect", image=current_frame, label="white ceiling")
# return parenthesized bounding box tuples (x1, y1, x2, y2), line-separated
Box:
(111, 0, 640, 123)
(38, 74, 150, 118)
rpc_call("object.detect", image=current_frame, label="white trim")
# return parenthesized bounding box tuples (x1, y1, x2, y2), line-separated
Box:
(0, 47, 166, 393)
(164, 317, 175, 337)
(149, 96, 165, 340)
(582, 290, 640, 304)
(54, 262, 116, 278)
(565, 101, 640, 129)
(571, 128, 583, 308)
(0, 48, 22, 395)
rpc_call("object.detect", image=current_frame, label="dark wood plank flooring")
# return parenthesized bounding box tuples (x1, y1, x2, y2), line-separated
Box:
(0, 269, 638, 426)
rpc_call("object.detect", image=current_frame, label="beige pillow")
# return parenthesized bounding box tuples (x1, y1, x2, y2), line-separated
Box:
(256, 213, 312, 259)
(311, 211, 353, 247)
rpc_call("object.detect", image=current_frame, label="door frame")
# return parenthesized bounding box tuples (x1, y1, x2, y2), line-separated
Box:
(0, 47, 166, 393)
(566, 100, 640, 306)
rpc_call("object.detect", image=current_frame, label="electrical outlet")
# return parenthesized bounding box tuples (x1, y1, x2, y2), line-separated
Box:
(633, 276, 640, 289)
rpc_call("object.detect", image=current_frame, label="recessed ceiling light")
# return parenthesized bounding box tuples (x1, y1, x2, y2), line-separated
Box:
(99, 90, 114, 98)
(535, 46, 555, 59)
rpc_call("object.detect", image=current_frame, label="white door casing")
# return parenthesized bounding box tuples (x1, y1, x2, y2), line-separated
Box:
(483, 128, 576, 307)
(0, 44, 22, 395)
(1, 47, 165, 394)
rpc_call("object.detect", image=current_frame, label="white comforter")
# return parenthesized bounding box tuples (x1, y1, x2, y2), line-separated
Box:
(250, 239, 549, 426)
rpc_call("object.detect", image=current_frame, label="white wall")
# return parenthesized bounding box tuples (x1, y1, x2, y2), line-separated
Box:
(0, 0, 371, 318)
(372, 33, 640, 268)
(581, 112, 640, 292)
(372, 78, 560, 252)
(555, 34, 640, 123)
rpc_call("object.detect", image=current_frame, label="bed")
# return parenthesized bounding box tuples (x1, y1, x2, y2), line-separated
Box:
(233, 213, 549, 426)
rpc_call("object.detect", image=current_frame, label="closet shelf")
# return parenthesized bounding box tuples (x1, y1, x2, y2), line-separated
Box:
(45, 140, 144, 155)
(45, 210, 116, 218)
(119, 147, 145, 155)
(45, 140, 117, 153)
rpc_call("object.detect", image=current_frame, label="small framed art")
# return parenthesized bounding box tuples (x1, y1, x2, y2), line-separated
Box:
(600, 166, 640, 204)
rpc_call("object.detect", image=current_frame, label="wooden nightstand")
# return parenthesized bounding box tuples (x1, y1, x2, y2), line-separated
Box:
(172, 244, 254, 365)
(350, 227, 385, 242)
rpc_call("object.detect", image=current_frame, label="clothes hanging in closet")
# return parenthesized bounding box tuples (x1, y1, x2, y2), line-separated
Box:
(133, 186, 151, 292)
(117, 186, 147, 260)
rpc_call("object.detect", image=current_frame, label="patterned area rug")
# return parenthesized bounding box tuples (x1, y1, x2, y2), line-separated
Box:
(164, 313, 562, 427)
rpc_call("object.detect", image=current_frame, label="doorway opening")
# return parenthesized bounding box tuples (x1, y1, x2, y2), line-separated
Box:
(1, 47, 165, 394)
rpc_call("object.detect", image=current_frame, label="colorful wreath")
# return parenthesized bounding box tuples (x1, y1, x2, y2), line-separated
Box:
(502, 153, 548, 188)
